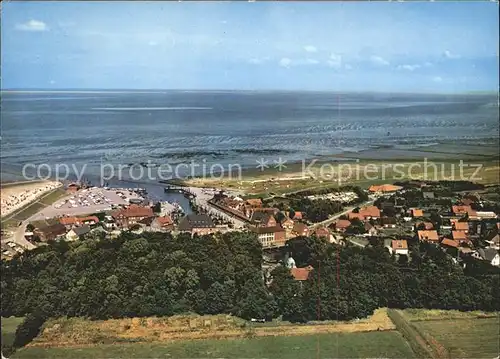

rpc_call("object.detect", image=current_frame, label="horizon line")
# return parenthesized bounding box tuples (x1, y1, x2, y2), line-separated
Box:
(1, 88, 498, 96)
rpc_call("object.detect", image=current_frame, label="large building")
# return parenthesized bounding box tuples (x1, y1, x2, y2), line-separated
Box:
(111, 205, 154, 228)
(177, 214, 217, 235)
(250, 226, 286, 248)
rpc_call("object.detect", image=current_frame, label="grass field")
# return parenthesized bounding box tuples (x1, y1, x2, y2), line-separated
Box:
(413, 317, 499, 358)
(394, 309, 500, 359)
(1, 317, 24, 354)
(14, 331, 415, 359)
(180, 158, 499, 197)
(1, 188, 67, 229)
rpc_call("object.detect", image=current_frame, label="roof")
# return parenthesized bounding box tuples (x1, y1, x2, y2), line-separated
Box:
(417, 230, 439, 242)
(71, 225, 91, 236)
(381, 217, 397, 225)
(250, 211, 273, 225)
(59, 216, 99, 226)
(453, 222, 469, 231)
(113, 205, 153, 219)
(412, 209, 424, 217)
(452, 231, 468, 241)
(292, 222, 309, 235)
(246, 198, 263, 207)
(37, 223, 67, 238)
(178, 214, 215, 231)
(392, 240, 408, 250)
(368, 184, 402, 193)
(290, 266, 313, 281)
(348, 212, 365, 220)
(250, 226, 285, 234)
(460, 198, 474, 206)
(423, 192, 435, 199)
(335, 219, 351, 229)
(156, 216, 173, 226)
(452, 205, 472, 215)
(292, 211, 303, 220)
(477, 248, 499, 261)
(359, 206, 381, 218)
(441, 238, 459, 248)
(416, 221, 434, 230)
(315, 227, 330, 238)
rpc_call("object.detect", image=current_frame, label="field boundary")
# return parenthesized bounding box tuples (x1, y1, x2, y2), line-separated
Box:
(387, 308, 444, 359)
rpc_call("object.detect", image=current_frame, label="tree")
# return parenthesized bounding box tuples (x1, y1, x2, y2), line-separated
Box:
(13, 312, 47, 349)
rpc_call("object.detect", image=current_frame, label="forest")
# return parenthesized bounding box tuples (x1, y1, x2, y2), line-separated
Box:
(2, 231, 498, 324)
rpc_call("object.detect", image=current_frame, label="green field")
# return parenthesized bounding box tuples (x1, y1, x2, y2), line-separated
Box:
(413, 317, 499, 358)
(13, 331, 415, 359)
(1, 317, 24, 355)
(391, 309, 500, 359)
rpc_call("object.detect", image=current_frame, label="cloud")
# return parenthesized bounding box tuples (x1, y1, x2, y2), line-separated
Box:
(249, 58, 263, 65)
(397, 64, 421, 71)
(304, 45, 317, 53)
(279, 58, 291, 68)
(344, 64, 353, 70)
(443, 50, 460, 59)
(148, 40, 158, 46)
(432, 76, 443, 83)
(423, 62, 433, 67)
(370, 55, 390, 66)
(15, 19, 48, 32)
(327, 53, 342, 69)
(306, 58, 319, 65)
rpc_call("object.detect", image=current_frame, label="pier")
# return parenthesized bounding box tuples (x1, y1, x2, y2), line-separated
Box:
(163, 185, 195, 199)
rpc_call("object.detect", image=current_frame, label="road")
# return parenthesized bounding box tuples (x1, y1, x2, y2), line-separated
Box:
(308, 199, 375, 230)
(2, 188, 74, 250)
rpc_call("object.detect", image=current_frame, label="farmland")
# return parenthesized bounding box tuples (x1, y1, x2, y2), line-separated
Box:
(13, 331, 415, 359)
(390, 309, 499, 359)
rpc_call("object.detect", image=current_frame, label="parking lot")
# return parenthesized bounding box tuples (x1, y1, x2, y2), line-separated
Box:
(30, 188, 145, 221)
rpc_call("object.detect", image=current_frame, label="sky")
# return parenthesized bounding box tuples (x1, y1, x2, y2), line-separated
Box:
(1, 1, 498, 92)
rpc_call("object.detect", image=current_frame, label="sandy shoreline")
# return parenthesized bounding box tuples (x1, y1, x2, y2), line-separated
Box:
(0, 180, 63, 218)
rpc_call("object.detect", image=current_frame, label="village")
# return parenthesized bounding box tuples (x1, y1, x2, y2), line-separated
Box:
(2, 179, 499, 279)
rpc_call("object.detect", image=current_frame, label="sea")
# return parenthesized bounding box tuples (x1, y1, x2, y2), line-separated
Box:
(1, 90, 498, 207)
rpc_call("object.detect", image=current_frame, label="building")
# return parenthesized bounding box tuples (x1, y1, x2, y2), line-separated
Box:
(250, 211, 277, 227)
(452, 221, 469, 232)
(361, 206, 381, 219)
(250, 226, 286, 248)
(66, 225, 91, 241)
(417, 230, 439, 242)
(35, 223, 67, 242)
(59, 215, 99, 229)
(292, 211, 303, 220)
(66, 183, 80, 193)
(314, 227, 330, 239)
(177, 214, 217, 235)
(381, 217, 397, 228)
(416, 221, 434, 230)
(334, 219, 351, 233)
(368, 184, 402, 193)
(485, 230, 500, 250)
(411, 209, 424, 218)
(150, 216, 174, 231)
(245, 198, 263, 208)
(472, 248, 500, 267)
(292, 222, 309, 237)
(391, 240, 408, 255)
(290, 265, 314, 281)
(441, 238, 460, 249)
(451, 205, 473, 216)
(112, 205, 154, 228)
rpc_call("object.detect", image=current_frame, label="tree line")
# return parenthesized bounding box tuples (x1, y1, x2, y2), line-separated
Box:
(1, 231, 498, 325)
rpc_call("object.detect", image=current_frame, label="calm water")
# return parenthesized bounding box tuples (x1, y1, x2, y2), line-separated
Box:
(1, 90, 498, 183)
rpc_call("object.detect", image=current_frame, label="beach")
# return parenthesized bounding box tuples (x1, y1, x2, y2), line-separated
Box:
(0, 181, 62, 218)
